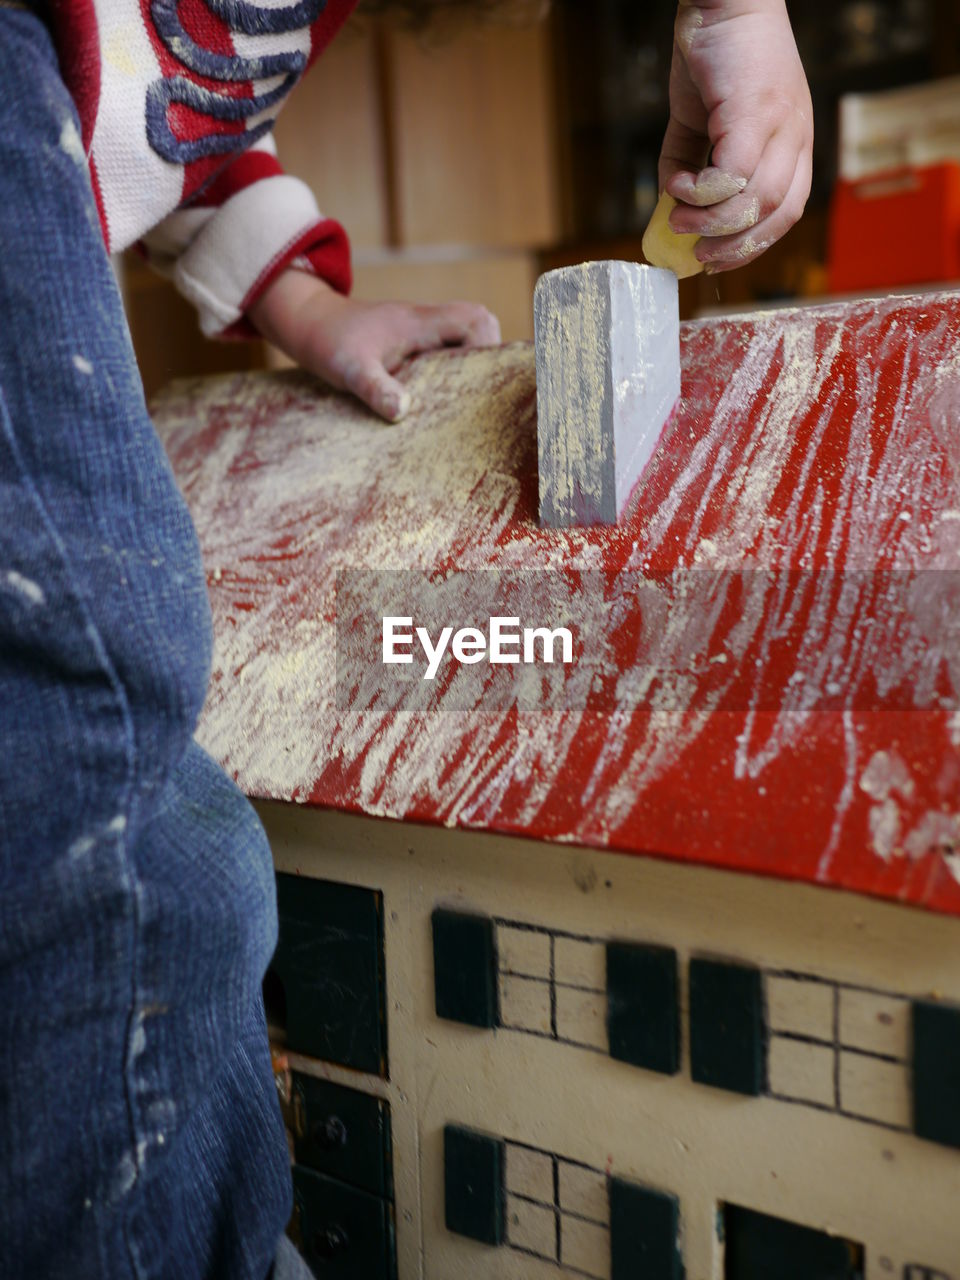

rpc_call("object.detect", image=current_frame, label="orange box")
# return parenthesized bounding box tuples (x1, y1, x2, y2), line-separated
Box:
(827, 161, 960, 293)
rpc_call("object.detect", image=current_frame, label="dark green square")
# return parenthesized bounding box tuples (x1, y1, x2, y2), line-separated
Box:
(606, 942, 679, 1074)
(432, 909, 497, 1028)
(913, 998, 960, 1149)
(609, 1176, 682, 1280)
(292, 1073, 392, 1199)
(689, 958, 765, 1096)
(443, 1125, 504, 1245)
(269, 875, 386, 1075)
(293, 1165, 396, 1279)
(724, 1204, 862, 1279)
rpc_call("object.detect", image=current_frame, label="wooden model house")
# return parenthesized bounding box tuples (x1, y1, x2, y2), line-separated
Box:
(155, 290, 960, 1280)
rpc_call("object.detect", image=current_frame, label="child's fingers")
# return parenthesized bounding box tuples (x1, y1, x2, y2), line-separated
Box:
(324, 301, 503, 419)
(706, 103, 780, 207)
(381, 304, 502, 371)
(668, 126, 800, 238)
(665, 166, 747, 207)
(658, 117, 711, 195)
(336, 354, 412, 423)
(669, 185, 761, 237)
(696, 156, 808, 273)
(693, 147, 811, 273)
(429, 303, 502, 349)
(366, 369, 412, 422)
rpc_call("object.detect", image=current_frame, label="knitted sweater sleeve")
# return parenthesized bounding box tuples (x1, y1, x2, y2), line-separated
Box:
(139, 134, 351, 339)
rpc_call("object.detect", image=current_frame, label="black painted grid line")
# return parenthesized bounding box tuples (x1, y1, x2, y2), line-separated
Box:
(773, 1027, 906, 1066)
(553, 1150, 562, 1266)
(769, 967, 917, 1002)
(550, 932, 558, 1039)
(766, 1090, 911, 1132)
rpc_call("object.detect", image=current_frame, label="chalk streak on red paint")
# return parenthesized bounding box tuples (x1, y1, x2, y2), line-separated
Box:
(154, 294, 960, 918)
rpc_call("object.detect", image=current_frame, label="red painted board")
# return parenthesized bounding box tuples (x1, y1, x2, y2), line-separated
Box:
(154, 291, 960, 916)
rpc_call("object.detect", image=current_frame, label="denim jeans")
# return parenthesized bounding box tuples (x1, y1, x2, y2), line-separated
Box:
(0, 9, 305, 1278)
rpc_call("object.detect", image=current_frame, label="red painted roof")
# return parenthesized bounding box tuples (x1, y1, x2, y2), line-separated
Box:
(155, 291, 960, 917)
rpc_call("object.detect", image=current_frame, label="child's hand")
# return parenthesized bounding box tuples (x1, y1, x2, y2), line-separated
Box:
(660, 0, 812, 273)
(248, 270, 501, 422)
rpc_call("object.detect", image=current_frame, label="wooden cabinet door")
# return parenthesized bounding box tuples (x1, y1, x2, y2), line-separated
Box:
(273, 20, 391, 251)
(385, 18, 560, 249)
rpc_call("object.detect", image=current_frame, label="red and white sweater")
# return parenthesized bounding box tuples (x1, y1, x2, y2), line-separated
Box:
(45, 0, 359, 335)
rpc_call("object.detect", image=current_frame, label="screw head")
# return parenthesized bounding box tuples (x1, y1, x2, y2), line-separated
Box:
(314, 1114, 348, 1150)
(313, 1224, 349, 1259)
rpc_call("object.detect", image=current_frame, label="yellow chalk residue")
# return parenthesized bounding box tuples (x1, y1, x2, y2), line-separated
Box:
(535, 266, 610, 521)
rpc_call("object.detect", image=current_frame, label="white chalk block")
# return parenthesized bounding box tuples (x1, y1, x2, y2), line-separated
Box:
(534, 260, 680, 527)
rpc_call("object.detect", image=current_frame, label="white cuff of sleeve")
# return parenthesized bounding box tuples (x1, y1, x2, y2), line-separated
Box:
(172, 174, 324, 336)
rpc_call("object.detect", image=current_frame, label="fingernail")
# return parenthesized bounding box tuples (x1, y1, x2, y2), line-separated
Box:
(386, 390, 411, 422)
